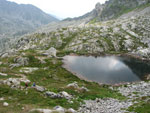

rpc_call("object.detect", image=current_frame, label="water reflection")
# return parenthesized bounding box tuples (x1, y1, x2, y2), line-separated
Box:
(63, 55, 150, 84)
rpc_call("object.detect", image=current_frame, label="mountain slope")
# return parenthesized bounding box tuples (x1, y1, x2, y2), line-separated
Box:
(0, 0, 59, 52)
(0, 0, 150, 113)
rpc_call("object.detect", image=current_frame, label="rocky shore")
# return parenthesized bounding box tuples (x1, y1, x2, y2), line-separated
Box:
(78, 81, 150, 113)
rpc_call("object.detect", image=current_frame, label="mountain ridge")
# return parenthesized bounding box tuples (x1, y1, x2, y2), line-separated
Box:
(0, 0, 59, 52)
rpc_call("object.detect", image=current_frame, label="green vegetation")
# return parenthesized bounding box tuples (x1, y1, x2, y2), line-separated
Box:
(0, 50, 125, 113)
(128, 96, 150, 113)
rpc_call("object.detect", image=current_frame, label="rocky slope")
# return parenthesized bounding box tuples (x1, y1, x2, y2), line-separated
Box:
(13, 4, 150, 59)
(0, 0, 150, 113)
(0, 0, 59, 52)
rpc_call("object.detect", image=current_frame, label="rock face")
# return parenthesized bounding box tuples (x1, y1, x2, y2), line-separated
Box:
(98, 0, 149, 21)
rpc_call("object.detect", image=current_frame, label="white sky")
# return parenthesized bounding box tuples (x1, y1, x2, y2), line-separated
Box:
(7, 0, 106, 19)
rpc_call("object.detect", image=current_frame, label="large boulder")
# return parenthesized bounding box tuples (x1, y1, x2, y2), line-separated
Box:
(35, 85, 45, 92)
(10, 57, 29, 68)
(45, 91, 72, 99)
(67, 82, 89, 92)
(45, 91, 62, 99)
(0, 72, 7, 76)
(60, 91, 72, 99)
(14, 57, 29, 66)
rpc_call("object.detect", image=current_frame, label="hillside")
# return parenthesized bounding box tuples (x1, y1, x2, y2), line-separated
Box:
(0, 0, 59, 52)
(0, 0, 150, 113)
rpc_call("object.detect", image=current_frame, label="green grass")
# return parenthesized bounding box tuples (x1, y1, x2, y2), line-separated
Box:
(128, 96, 150, 113)
(0, 53, 126, 113)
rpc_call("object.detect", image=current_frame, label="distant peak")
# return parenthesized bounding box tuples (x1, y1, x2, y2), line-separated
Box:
(95, 2, 101, 9)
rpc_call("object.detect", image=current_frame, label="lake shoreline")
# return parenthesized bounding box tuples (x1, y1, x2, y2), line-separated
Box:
(62, 54, 150, 86)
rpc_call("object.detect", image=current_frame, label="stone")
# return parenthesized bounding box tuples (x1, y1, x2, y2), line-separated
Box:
(3, 102, 9, 107)
(19, 67, 38, 73)
(31, 109, 52, 113)
(53, 106, 65, 113)
(67, 82, 79, 89)
(14, 57, 29, 66)
(67, 82, 89, 92)
(0, 72, 8, 76)
(67, 108, 76, 113)
(35, 85, 45, 92)
(43, 47, 57, 57)
(1, 53, 9, 58)
(0, 97, 4, 101)
(137, 48, 150, 57)
(146, 74, 150, 80)
(80, 86, 89, 92)
(60, 91, 72, 99)
(45, 91, 62, 99)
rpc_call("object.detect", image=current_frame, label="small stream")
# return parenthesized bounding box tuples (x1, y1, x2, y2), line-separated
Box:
(63, 55, 150, 84)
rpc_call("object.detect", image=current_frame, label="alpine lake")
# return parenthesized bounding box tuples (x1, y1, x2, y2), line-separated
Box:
(63, 55, 150, 85)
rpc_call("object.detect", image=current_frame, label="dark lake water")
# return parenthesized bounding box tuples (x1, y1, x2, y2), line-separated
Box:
(63, 55, 150, 84)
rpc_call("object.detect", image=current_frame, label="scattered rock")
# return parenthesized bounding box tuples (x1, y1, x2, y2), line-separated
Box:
(80, 86, 89, 92)
(67, 108, 76, 113)
(2, 77, 30, 89)
(0, 97, 4, 101)
(53, 106, 65, 112)
(45, 91, 62, 99)
(19, 67, 38, 73)
(42, 47, 57, 57)
(60, 91, 72, 99)
(0, 72, 8, 76)
(45, 91, 72, 99)
(67, 82, 79, 89)
(14, 57, 29, 66)
(9, 57, 29, 68)
(3, 102, 9, 107)
(31, 109, 52, 113)
(31, 106, 75, 113)
(35, 85, 45, 92)
(67, 82, 89, 92)
(1, 53, 9, 58)
(78, 98, 132, 113)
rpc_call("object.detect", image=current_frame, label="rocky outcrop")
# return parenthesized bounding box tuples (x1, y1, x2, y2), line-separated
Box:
(42, 47, 57, 57)
(9, 57, 29, 68)
(67, 82, 89, 92)
(45, 91, 72, 99)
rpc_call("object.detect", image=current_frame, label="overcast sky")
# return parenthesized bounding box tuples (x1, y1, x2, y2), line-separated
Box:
(8, 0, 106, 19)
